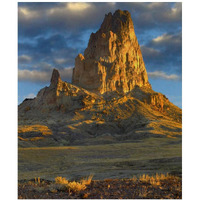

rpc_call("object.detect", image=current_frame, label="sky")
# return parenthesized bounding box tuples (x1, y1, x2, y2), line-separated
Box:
(18, 2, 182, 108)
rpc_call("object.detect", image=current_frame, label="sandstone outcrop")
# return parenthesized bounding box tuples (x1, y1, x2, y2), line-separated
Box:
(72, 9, 151, 94)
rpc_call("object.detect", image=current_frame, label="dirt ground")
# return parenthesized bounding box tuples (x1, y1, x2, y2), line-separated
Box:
(18, 176, 182, 199)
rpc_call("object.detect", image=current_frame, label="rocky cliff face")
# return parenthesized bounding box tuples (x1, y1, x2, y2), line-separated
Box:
(72, 10, 151, 94)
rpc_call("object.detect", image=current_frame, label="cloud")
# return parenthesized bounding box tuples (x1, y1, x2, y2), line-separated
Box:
(151, 32, 182, 48)
(18, 7, 40, 20)
(141, 32, 182, 74)
(18, 55, 32, 63)
(54, 58, 70, 65)
(67, 2, 91, 11)
(148, 71, 181, 81)
(23, 93, 36, 99)
(18, 2, 182, 38)
(140, 46, 160, 58)
(18, 2, 111, 38)
(18, 69, 51, 82)
(18, 67, 73, 83)
(18, 34, 79, 70)
(60, 67, 73, 81)
(18, 2, 182, 47)
(128, 2, 182, 32)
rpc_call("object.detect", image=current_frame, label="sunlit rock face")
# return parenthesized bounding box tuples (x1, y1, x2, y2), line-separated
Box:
(72, 9, 151, 94)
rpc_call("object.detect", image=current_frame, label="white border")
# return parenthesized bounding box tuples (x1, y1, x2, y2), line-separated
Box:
(1, 0, 200, 199)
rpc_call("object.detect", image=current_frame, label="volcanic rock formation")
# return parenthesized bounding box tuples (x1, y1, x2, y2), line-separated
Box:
(72, 10, 151, 94)
(18, 10, 182, 147)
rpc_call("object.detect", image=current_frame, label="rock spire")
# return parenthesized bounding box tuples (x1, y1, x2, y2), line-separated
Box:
(50, 68, 61, 86)
(72, 9, 151, 94)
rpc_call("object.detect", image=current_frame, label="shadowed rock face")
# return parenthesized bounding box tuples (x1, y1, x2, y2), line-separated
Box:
(72, 10, 151, 94)
(50, 69, 61, 87)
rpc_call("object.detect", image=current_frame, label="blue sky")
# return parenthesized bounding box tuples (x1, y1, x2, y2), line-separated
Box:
(18, 2, 182, 108)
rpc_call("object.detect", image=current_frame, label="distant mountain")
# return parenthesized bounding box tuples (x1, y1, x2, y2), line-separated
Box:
(18, 10, 181, 147)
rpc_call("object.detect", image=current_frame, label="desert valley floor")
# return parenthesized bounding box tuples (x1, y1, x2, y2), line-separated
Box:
(19, 137, 181, 181)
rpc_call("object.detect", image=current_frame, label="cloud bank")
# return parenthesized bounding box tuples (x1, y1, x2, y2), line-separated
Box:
(148, 71, 181, 81)
(19, 67, 73, 83)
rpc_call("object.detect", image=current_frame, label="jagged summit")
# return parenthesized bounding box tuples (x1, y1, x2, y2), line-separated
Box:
(100, 10, 134, 36)
(72, 10, 151, 94)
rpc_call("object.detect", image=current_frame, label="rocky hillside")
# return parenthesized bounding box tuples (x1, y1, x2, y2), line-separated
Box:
(18, 10, 182, 147)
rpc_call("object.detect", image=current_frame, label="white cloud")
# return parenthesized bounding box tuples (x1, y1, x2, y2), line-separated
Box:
(18, 55, 32, 63)
(18, 7, 41, 20)
(18, 67, 73, 83)
(18, 70, 50, 82)
(147, 2, 165, 9)
(148, 71, 181, 81)
(167, 2, 182, 21)
(67, 3, 91, 11)
(23, 93, 36, 99)
(47, 2, 92, 17)
(151, 32, 182, 47)
(61, 67, 73, 81)
(153, 34, 173, 43)
(54, 58, 68, 65)
(141, 46, 160, 57)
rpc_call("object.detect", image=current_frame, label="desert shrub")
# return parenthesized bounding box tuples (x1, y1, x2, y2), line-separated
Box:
(139, 173, 178, 186)
(67, 181, 86, 192)
(55, 175, 93, 193)
(55, 177, 69, 185)
(34, 177, 40, 184)
(80, 174, 93, 185)
(132, 176, 137, 182)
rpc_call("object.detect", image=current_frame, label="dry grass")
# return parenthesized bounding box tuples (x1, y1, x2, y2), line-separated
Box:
(81, 174, 93, 185)
(34, 177, 41, 184)
(55, 177, 69, 185)
(138, 173, 179, 186)
(55, 175, 93, 193)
